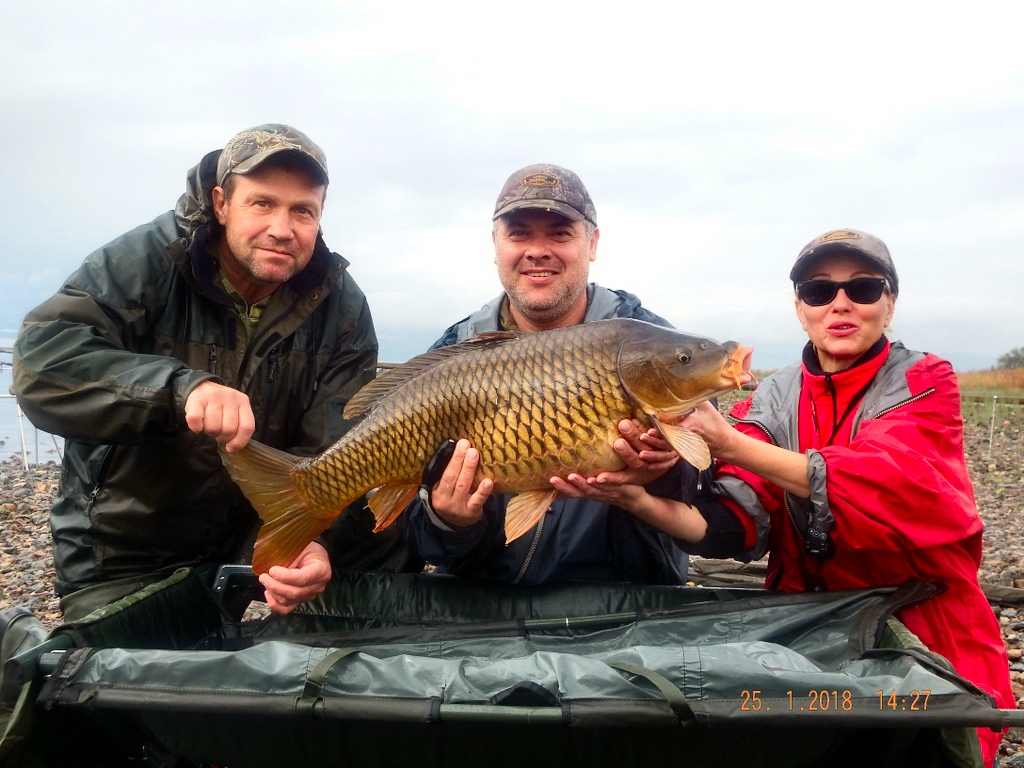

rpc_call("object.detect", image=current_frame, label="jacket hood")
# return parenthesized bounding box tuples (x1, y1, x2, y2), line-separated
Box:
(174, 150, 221, 242)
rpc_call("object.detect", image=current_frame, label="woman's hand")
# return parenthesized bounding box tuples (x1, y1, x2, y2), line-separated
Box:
(680, 401, 738, 459)
(549, 472, 650, 510)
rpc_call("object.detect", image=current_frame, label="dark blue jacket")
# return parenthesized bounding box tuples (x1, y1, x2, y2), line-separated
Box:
(404, 284, 710, 585)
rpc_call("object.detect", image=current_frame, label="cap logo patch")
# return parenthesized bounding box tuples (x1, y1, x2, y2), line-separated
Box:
(818, 230, 861, 243)
(521, 173, 560, 188)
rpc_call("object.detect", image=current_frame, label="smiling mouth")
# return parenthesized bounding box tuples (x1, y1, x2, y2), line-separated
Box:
(523, 270, 557, 278)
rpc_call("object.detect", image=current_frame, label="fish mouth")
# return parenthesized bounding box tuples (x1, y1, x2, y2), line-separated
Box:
(724, 345, 754, 389)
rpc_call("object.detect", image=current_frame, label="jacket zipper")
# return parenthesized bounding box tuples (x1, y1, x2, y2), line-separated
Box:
(87, 446, 117, 509)
(259, 350, 279, 442)
(207, 343, 218, 375)
(511, 510, 547, 585)
(871, 387, 936, 420)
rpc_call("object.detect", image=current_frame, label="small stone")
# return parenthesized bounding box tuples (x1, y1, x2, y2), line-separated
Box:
(12, 488, 30, 498)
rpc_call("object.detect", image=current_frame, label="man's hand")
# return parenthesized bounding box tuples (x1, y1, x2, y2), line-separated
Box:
(602, 419, 679, 484)
(430, 438, 493, 528)
(259, 541, 332, 615)
(184, 381, 256, 452)
(549, 420, 677, 511)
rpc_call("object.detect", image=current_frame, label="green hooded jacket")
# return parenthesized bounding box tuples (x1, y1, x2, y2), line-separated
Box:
(12, 149, 378, 595)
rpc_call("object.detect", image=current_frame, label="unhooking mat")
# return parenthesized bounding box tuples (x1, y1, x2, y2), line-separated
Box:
(1, 568, 1015, 768)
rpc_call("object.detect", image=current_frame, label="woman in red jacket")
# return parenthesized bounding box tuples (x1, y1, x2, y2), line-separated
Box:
(564, 228, 1013, 765)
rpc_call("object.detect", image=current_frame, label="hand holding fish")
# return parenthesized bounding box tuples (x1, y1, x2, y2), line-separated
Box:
(679, 401, 738, 458)
(185, 381, 256, 453)
(430, 439, 495, 528)
(258, 540, 332, 614)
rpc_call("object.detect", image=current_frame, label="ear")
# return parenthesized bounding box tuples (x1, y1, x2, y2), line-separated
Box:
(211, 186, 228, 225)
(883, 294, 896, 328)
(588, 227, 600, 262)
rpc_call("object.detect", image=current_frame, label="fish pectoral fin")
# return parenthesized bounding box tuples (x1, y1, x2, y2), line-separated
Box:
(504, 489, 557, 545)
(367, 483, 419, 532)
(654, 419, 712, 471)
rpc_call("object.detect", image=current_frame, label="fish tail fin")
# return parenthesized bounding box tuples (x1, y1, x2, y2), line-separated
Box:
(367, 483, 419, 532)
(219, 441, 332, 575)
(504, 489, 557, 544)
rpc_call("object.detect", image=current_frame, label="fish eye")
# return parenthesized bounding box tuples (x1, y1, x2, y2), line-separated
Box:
(676, 348, 692, 364)
(698, 342, 707, 351)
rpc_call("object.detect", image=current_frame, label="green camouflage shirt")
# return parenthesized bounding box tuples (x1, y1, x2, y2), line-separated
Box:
(213, 245, 270, 341)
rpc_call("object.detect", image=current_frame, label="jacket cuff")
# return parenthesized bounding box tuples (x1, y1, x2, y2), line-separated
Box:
(171, 370, 224, 422)
(419, 486, 456, 532)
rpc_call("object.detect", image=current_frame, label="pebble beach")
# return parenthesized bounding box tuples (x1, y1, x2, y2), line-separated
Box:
(1, 411, 1022, 759)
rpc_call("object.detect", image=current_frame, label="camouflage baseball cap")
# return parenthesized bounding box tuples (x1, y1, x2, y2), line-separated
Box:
(790, 228, 899, 296)
(215, 124, 329, 187)
(492, 163, 597, 226)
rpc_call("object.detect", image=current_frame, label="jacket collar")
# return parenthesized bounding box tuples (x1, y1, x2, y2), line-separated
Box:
(801, 335, 889, 379)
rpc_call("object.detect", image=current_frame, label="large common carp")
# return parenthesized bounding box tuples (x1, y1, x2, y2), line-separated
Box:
(221, 319, 752, 574)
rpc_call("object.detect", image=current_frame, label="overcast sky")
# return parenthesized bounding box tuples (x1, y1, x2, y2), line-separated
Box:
(1, 1, 1021, 369)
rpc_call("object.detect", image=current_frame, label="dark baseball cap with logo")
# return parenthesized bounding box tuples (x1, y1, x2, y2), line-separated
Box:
(492, 163, 597, 226)
(216, 124, 329, 188)
(790, 228, 899, 296)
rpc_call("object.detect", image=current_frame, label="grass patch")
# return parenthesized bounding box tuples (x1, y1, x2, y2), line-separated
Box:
(956, 368, 1024, 393)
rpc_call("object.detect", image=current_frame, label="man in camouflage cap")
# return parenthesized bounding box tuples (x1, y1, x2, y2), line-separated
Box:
(14, 124, 414, 621)
(403, 163, 719, 586)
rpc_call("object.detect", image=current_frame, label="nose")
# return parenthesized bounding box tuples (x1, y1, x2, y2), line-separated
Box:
(265, 208, 293, 241)
(831, 287, 854, 310)
(523, 234, 550, 260)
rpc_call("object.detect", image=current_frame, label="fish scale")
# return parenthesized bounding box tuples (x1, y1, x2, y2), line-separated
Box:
(220, 318, 752, 574)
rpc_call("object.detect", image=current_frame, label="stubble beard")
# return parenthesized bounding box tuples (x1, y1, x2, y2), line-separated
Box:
(226, 235, 301, 288)
(505, 273, 588, 326)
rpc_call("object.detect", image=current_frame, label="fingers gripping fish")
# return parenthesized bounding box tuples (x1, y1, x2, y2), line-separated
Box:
(220, 319, 753, 574)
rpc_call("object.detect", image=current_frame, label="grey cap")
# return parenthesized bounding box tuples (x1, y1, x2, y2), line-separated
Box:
(492, 163, 597, 226)
(216, 124, 329, 187)
(791, 228, 899, 296)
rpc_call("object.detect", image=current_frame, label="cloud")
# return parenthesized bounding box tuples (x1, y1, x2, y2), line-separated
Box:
(1, 1, 1022, 369)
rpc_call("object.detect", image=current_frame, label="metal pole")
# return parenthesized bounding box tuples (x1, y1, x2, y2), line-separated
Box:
(987, 395, 998, 462)
(51, 433, 62, 461)
(15, 401, 29, 468)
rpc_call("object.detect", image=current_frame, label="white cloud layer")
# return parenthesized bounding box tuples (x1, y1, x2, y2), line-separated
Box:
(1, 0, 1022, 370)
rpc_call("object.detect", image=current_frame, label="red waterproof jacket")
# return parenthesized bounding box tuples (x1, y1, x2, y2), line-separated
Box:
(713, 339, 1012, 764)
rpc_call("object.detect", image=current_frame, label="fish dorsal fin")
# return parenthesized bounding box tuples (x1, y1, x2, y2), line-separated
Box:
(653, 418, 712, 471)
(504, 488, 557, 545)
(367, 483, 419, 532)
(343, 332, 522, 419)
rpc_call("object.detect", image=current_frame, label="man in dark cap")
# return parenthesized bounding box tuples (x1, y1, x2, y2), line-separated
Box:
(14, 125, 411, 620)
(402, 164, 715, 585)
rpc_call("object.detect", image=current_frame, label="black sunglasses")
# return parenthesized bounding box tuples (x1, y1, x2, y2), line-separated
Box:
(795, 277, 889, 307)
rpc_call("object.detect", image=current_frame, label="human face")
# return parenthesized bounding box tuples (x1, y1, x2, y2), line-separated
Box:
(211, 165, 325, 303)
(795, 252, 896, 372)
(493, 210, 599, 332)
